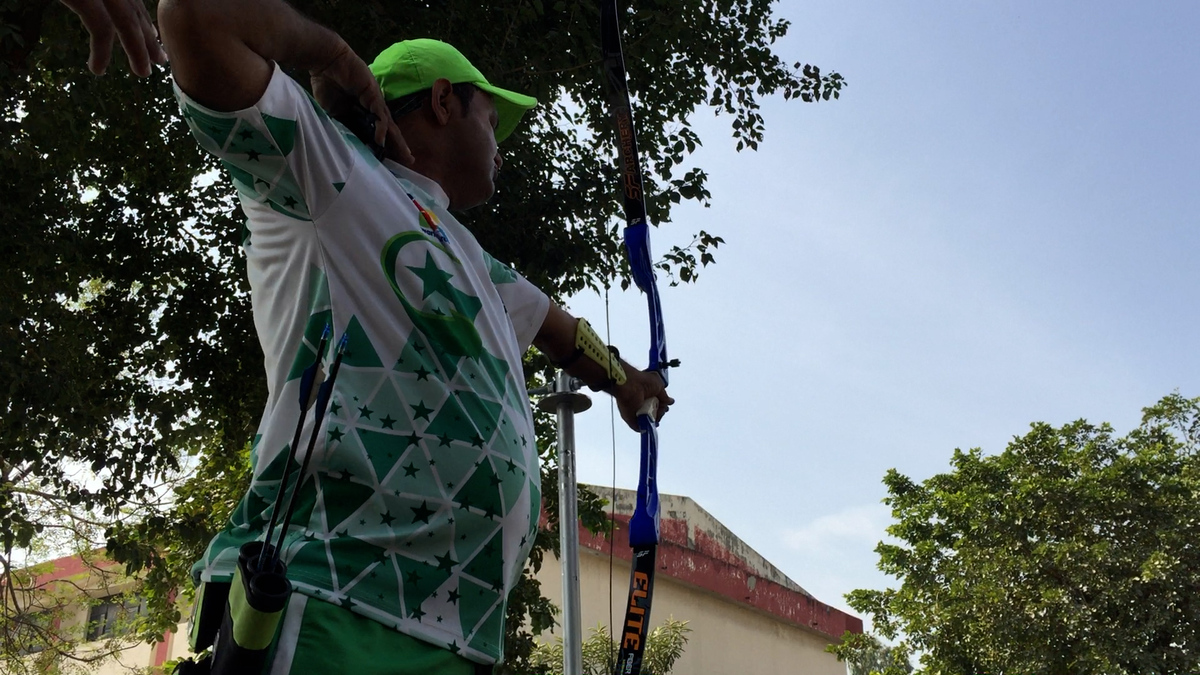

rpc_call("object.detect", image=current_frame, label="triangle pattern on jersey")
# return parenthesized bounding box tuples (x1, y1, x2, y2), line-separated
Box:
(332, 369, 388, 425)
(456, 576, 501, 647)
(183, 103, 237, 148)
(393, 334, 444, 381)
(286, 308, 333, 380)
(493, 443, 527, 483)
(476, 350, 515, 406)
(341, 315, 385, 368)
(393, 553, 452, 619)
(451, 353, 505, 403)
(327, 537, 387, 596)
(461, 528, 505, 593)
(453, 461, 506, 521)
(286, 539, 336, 591)
(320, 423, 376, 488)
(308, 537, 372, 594)
(360, 378, 414, 435)
(356, 427, 412, 485)
(423, 394, 487, 448)
(493, 457, 527, 519)
(328, 486, 389, 541)
(357, 554, 405, 617)
(260, 113, 298, 155)
(450, 506, 502, 565)
(227, 120, 284, 160)
(380, 446, 444, 502)
(221, 159, 257, 196)
(491, 412, 528, 461)
(256, 440, 296, 485)
(316, 472, 380, 536)
(466, 592, 505, 658)
(453, 392, 502, 443)
(231, 480, 273, 531)
(424, 445, 483, 508)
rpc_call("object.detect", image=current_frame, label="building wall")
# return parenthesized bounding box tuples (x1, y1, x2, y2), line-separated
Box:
(78, 640, 158, 675)
(66, 615, 186, 675)
(535, 549, 848, 675)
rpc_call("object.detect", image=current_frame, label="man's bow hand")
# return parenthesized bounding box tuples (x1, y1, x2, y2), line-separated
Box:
(611, 368, 673, 432)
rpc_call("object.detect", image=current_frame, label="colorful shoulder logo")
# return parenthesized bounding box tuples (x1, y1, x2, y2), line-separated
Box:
(407, 193, 450, 245)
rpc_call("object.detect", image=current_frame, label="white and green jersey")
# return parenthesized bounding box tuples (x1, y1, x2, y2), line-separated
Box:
(175, 65, 549, 665)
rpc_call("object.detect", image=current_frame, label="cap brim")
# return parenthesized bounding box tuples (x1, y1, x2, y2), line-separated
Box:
(476, 83, 538, 143)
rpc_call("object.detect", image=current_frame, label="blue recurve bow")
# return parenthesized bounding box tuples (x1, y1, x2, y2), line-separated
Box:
(601, 2, 670, 674)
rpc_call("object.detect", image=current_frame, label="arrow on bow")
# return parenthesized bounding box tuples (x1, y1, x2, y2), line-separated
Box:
(600, 2, 670, 674)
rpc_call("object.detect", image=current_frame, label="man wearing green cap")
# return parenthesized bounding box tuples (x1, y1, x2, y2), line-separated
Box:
(150, 0, 672, 673)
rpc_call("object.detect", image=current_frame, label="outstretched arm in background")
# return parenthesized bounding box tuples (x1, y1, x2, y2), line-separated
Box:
(59, 0, 167, 76)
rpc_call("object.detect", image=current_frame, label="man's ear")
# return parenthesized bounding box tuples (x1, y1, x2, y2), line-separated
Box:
(429, 78, 456, 127)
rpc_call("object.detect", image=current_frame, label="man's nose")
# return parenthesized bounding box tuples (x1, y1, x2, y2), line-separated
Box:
(494, 153, 503, 172)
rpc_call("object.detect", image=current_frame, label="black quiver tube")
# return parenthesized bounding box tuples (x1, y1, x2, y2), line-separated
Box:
(207, 541, 292, 675)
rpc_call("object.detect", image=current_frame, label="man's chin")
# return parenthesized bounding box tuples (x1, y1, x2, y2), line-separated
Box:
(475, 181, 497, 205)
(450, 185, 495, 211)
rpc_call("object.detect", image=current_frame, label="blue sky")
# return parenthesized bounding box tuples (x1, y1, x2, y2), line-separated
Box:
(563, 0, 1200, 622)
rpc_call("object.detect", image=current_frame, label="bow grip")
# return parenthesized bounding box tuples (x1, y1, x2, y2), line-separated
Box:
(636, 398, 659, 422)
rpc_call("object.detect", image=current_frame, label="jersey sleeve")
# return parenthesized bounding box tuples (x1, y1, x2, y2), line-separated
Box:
(482, 251, 550, 351)
(173, 63, 363, 222)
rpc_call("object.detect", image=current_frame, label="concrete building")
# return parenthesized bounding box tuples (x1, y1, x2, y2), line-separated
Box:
(534, 488, 861, 675)
(2, 552, 184, 674)
(5, 489, 859, 674)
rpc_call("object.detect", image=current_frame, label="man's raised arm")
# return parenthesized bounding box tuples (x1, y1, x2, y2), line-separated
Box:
(158, 0, 319, 110)
(157, 0, 404, 155)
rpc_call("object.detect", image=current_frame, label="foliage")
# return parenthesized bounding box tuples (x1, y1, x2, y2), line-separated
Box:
(847, 393, 1200, 675)
(1, 546, 156, 675)
(827, 632, 913, 675)
(0, 0, 841, 667)
(528, 618, 692, 675)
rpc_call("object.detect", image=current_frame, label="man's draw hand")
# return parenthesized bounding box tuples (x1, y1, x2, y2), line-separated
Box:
(310, 44, 414, 166)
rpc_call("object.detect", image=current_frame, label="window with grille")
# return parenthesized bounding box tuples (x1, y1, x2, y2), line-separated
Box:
(85, 595, 147, 642)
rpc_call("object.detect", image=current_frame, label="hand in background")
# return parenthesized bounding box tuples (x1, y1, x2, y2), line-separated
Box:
(60, 0, 167, 77)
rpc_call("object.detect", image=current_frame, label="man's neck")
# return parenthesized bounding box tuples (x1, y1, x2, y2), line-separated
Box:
(383, 160, 451, 210)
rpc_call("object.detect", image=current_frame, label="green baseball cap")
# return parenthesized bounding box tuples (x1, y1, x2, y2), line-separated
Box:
(369, 39, 538, 143)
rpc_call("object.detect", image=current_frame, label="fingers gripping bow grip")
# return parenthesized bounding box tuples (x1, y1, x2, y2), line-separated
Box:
(636, 398, 658, 422)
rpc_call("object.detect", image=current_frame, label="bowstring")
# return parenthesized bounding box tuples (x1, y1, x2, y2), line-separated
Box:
(604, 282, 618, 674)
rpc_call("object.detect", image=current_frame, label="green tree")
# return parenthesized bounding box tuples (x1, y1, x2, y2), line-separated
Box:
(1, 0, 842, 670)
(827, 632, 913, 675)
(847, 393, 1200, 675)
(528, 618, 692, 675)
